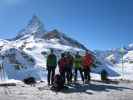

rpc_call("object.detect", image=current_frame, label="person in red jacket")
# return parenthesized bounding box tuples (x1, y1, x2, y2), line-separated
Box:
(58, 53, 67, 84)
(82, 51, 94, 83)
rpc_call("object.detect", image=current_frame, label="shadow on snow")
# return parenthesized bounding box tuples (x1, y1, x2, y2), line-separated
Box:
(61, 82, 133, 95)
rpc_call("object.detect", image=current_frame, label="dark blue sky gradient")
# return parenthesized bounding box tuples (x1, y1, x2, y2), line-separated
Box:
(0, 0, 132, 50)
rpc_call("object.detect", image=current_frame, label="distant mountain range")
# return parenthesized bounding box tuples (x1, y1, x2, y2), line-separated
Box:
(95, 44, 133, 65)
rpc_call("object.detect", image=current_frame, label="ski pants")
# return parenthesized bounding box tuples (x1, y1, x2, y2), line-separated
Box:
(83, 67, 91, 81)
(59, 69, 66, 84)
(47, 66, 56, 84)
(74, 67, 84, 82)
(66, 66, 73, 82)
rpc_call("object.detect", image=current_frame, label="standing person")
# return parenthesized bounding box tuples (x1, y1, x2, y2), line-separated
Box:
(74, 52, 84, 83)
(82, 51, 94, 83)
(58, 53, 67, 84)
(46, 49, 57, 85)
(66, 52, 74, 84)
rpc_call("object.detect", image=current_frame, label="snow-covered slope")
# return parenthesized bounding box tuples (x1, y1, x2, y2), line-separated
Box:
(0, 16, 119, 81)
(95, 44, 133, 80)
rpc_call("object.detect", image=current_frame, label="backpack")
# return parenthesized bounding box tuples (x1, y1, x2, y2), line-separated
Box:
(23, 77, 36, 86)
(51, 74, 66, 92)
(101, 70, 108, 81)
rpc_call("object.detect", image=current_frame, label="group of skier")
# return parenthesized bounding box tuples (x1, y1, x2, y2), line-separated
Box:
(46, 49, 94, 86)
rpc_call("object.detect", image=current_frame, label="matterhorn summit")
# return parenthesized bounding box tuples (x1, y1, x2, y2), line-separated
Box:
(14, 15, 45, 40)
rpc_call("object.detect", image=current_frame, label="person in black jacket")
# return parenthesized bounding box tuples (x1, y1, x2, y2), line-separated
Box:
(66, 52, 74, 84)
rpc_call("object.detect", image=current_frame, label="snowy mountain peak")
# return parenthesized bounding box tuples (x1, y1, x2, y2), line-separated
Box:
(14, 15, 45, 40)
(10, 15, 87, 50)
(26, 15, 45, 32)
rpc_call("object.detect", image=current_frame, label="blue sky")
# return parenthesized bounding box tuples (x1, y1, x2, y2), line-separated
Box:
(0, 0, 132, 50)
